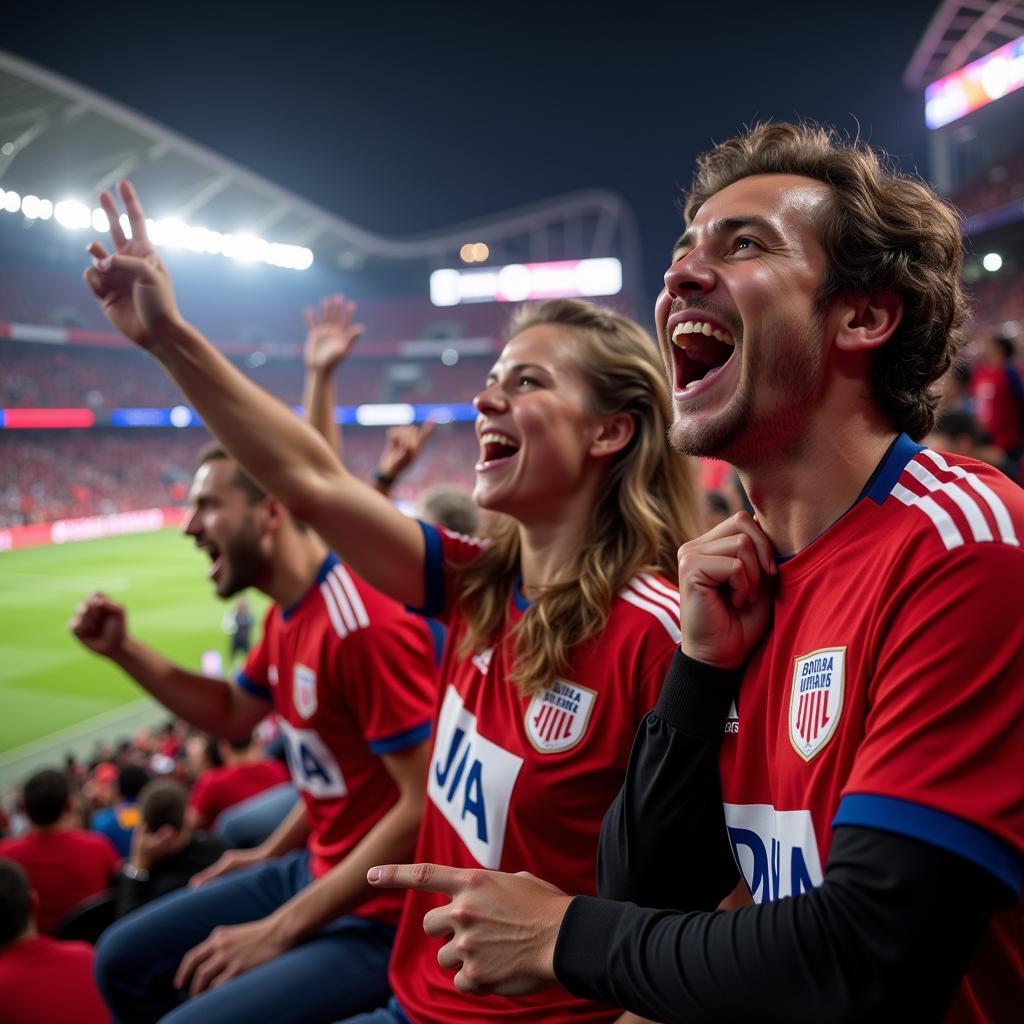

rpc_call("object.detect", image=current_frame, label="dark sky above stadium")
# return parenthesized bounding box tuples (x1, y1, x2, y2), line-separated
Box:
(6, 0, 941, 302)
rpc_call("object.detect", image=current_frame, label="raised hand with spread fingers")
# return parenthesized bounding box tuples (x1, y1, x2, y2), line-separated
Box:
(83, 181, 184, 348)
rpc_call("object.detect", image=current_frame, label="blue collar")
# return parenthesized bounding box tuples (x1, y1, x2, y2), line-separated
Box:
(282, 552, 339, 620)
(512, 573, 531, 612)
(775, 433, 923, 563)
(862, 432, 924, 505)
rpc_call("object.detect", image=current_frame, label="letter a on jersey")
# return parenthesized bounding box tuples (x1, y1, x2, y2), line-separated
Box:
(293, 664, 318, 720)
(524, 680, 597, 754)
(788, 647, 845, 761)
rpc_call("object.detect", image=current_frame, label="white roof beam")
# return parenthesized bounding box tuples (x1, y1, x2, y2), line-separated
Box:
(174, 174, 231, 219)
(0, 118, 49, 179)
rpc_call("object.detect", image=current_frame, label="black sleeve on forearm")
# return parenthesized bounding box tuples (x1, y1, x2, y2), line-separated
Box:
(598, 650, 741, 911)
(557, 825, 1008, 1023)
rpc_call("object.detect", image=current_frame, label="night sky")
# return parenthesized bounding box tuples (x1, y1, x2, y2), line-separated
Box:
(4, 0, 941, 305)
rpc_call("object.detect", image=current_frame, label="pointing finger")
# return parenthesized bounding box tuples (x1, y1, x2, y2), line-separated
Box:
(368, 862, 469, 896)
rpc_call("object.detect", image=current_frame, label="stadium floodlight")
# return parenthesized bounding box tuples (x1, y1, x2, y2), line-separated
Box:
(355, 403, 416, 427)
(169, 404, 194, 428)
(21, 195, 52, 220)
(54, 199, 92, 230)
(0, 186, 315, 271)
(925, 34, 1024, 129)
(982, 252, 1003, 272)
(430, 256, 623, 306)
(430, 269, 463, 307)
(459, 242, 490, 264)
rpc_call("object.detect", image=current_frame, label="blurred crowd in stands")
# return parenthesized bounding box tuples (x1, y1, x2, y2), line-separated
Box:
(0, 716, 296, 1021)
(0, 432, 200, 527)
(0, 424, 479, 526)
(2, 297, 1021, 532)
(0, 341, 489, 411)
(950, 147, 1024, 219)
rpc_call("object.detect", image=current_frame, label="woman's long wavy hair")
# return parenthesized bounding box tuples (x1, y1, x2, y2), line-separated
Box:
(454, 298, 703, 695)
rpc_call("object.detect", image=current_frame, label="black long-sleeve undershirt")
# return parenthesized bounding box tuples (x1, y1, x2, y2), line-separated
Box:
(597, 652, 740, 911)
(554, 652, 1009, 1023)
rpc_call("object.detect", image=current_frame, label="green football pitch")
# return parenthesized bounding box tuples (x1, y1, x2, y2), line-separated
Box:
(0, 530, 269, 760)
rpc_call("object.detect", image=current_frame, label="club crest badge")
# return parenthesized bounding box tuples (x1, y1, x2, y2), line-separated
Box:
(524, 680, 597, 754)
(789, 647, 845, 762)
(293, 664, 318, 720)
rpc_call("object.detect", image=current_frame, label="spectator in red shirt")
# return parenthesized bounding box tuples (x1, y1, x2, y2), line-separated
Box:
(971, 332, 1024, 474)
(187, 732, 290, 831)
(0, 769, 119, 934)
(0, 858, 112, 1024)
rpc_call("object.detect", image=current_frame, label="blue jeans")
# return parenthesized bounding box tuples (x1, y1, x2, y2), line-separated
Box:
(94, 850, 394, 1024)
(215, 782, 298, 848)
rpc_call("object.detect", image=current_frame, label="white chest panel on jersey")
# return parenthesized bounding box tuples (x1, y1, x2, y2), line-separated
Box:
(724, 803, 823, 902)
(427, 685, 524, 869)
(278, 719, 348, 799)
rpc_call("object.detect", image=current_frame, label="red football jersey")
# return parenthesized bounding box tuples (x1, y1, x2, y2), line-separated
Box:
(719, 436, 1024, 1022)
(188, 759, 291, 828)
(971, 365, 1023, 453)
(0, 937, 111, 1024)
(389, 524, 681, 1024)
(237, 554, 435, 925)
(0, 830, 119, 935)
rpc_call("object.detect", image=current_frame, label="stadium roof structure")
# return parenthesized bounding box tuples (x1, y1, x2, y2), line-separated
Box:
(904, 0, 1024, 89)
(0, 49, 641, 285)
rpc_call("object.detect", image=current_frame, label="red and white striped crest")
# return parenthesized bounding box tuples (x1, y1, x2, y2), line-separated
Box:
(788, 647, 845, 762)
(524, 680, 597, 754)
(293, 664, 318, 720)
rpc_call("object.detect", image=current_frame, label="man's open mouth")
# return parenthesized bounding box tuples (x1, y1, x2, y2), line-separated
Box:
(671, 318, 736, 393)
(199, 541, 223, 579)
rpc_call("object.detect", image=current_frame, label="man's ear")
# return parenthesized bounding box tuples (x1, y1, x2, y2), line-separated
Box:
(834, 292, 903, 353)
(590, 413, 635, 460)
(262, 496, 288, 533)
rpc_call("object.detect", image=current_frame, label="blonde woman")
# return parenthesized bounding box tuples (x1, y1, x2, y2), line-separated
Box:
(84, 181, 703, 1024)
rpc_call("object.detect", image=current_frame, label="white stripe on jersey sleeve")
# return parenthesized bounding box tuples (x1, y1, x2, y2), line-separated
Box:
(904, 458, 993, 543)
(637, 572, 680, 604)
(920, 449, 1020, 547)
(630, 575, 680, 617)
(891, 481, 965, 550)
(620, 586, 682, 644)
(324, 571, 359, 633)
(334, 565, 371, 628)
(319, 581, 350, 639)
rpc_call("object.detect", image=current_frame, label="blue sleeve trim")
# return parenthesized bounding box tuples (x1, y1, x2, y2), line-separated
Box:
(834, 794, 1022, 897)
(413, 520, 446, 618)
(235, 671, 272, 702)
(369, 720, 433, 755)
(425, 617, 447, 667)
